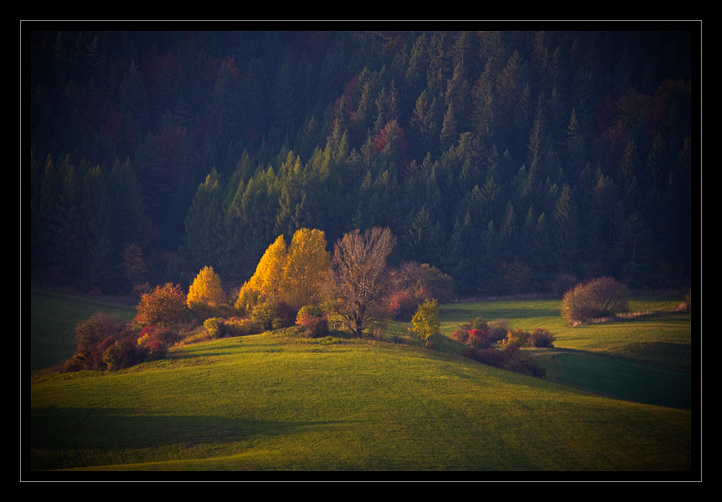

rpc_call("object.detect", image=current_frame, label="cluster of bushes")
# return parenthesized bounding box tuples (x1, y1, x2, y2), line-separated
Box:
(450, 317, 511, 348)
(63, 312, 181, 372)
(295, 305, 330, 338)
(450, 316, 554, 378)
(200, 316, 265, 341)
(501, 328, 556, 349)
(452, 317, 555, 349)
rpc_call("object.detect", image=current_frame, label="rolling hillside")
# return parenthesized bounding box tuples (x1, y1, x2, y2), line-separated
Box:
(27, 291, 694, 476)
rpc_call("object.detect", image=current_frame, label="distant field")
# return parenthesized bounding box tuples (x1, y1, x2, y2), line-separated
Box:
(27, 290, 695, 475)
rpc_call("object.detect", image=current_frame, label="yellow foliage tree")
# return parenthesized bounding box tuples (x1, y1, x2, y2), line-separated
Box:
(281, 228, 331, 310)
(235, 229, 331, 313)
(411, 298, 440, 340)
(187, 266, 226, 309)
(235, 235, 288, 312)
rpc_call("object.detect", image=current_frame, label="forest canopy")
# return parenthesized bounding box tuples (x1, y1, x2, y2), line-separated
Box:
(27, 27, 695, 297)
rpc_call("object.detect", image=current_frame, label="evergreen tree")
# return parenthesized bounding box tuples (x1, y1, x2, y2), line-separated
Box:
(552, 184, 580, 274)
(53, 156, 83, 281)
(178, 169, 224, 280)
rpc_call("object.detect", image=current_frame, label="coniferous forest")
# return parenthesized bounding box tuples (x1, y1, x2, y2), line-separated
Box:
(27, 27, 696, 298)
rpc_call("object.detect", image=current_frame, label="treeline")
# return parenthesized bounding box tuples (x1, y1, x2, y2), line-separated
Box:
(28, 29, 694, 297)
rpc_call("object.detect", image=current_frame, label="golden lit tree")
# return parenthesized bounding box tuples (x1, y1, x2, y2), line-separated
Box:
(235, 235, 288, 313)
(187, 266, 226, 312)
(280, 228, 331, 309)
(235, 229, 331, 313)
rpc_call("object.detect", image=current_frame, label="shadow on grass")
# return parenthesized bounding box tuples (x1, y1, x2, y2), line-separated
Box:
(29, 406, 353, 471)
(536, 348, 692, 411)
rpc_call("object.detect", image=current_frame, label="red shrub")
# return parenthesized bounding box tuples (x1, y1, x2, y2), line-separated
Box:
(468, 328, 494, 348)
(137, 325, 178, 359)
(296, 312, 329, 338)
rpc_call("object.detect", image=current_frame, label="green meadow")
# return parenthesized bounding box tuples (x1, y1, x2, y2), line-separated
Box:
(27, 290, 694, 474)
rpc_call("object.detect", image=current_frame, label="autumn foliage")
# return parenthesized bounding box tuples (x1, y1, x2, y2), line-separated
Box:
(187, 266, 226, 313)
(134, 283, 190, 328)
(236, 228, 331, 313)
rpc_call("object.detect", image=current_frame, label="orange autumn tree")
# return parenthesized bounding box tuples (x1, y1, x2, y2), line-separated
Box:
(135, 283, 189, 328)
(235, 228, 331, 313)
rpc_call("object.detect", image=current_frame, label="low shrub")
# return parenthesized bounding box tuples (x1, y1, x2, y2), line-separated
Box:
(137, 325, 179, 359)
(67, 312, 132, 371)
(74, 311, 126, 354)
(272, 301, 297, 329)
(203, 317, 226, 339)
(224, 317, 264, 337)
(530, 328, 555, 348)
(450, 328, 468, 344)
(468, 328, 494, 348)
(66, 312, 183, 372)
(502, 328, 531, 348)
(486, 319, 510, 343)
(469, 316, 488, 331)
(103, 336, 143, 371)
(251, 300, 297, 330)
(296, 307, 329, 338)
(383, 289, 419, 321)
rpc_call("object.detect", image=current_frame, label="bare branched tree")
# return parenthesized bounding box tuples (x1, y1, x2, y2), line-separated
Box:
(330, 227, 396, 337)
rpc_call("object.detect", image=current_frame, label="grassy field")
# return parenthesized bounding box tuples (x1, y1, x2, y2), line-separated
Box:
(26, 289, 696, 476)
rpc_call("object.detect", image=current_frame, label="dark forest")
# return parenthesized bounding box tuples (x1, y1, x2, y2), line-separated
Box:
(26, 27, 696, 298)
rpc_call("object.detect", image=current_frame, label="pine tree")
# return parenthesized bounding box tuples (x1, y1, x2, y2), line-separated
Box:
(552, 184, 580, 273)
(179, 169, 224, 279)
(53, 156, 83, 280)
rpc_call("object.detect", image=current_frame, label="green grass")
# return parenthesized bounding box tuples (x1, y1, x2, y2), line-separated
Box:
(27, 290, 695, 474)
